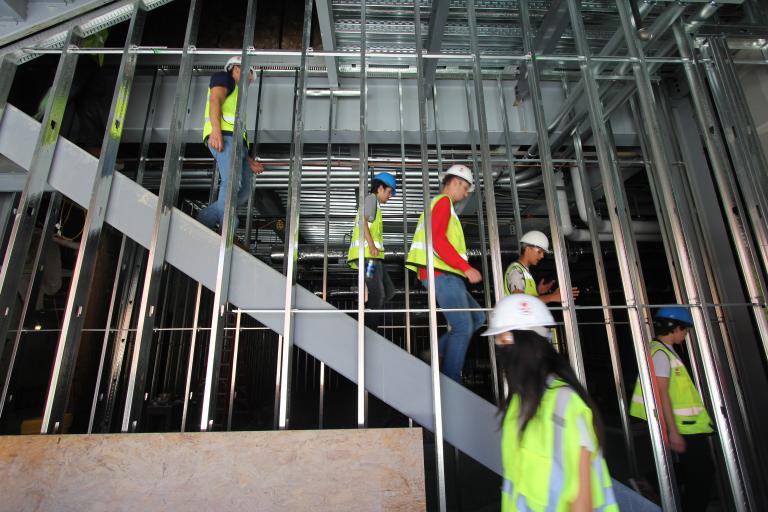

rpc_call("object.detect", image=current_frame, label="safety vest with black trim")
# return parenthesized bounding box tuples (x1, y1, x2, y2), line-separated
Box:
(501, 379, 618, 512)
(405, 194, 468, 278)
(504, 261, 537, 296)
(347, 197, 385, 269)
(629, 340, 714, 435)
(202, 82, 246, 144)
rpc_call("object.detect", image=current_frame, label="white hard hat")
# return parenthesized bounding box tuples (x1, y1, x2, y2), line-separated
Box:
(442, 164, 475, 192)
(520, 230, 551, 253)
(483, 294, 554, 337)
(225, 56, 256, 74)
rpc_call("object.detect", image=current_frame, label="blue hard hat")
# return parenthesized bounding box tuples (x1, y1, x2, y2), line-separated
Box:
(655, 306, 694, 327)
(373, 172, 397, 196)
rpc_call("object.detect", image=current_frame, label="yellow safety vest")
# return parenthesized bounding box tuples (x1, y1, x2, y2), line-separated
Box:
(202, 82, 246, 143)
(502, 379, 618, 512)
(347, 198, 385, 269)
(630, 340, 713, 435)
(504, 261, 538, 296)
(405, 194, 468, 278)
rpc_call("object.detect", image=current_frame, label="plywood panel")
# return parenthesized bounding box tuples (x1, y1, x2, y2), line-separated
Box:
(0, 428, 425, 512)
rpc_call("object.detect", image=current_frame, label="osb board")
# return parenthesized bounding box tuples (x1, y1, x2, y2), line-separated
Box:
(0, 428, 425, 512)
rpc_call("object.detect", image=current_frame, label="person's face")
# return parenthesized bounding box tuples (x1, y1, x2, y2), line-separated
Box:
(670, 325, 690, 344)
(377, 186, 393, 204)
(231, 65, 254, 84)
(446, 177, 471, 203)
(525, 245, 546, 266)
(495, 331, 514, 346)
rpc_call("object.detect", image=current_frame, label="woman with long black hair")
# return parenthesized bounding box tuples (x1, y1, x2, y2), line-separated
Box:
(484, 294, 618, 512)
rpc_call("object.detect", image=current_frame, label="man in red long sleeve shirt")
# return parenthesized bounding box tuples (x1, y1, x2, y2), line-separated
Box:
(406, 165, 485, 382)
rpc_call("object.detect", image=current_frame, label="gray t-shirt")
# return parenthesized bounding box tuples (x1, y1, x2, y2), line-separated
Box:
(652, 345, 673, 378)
(362, 193, 379, 222)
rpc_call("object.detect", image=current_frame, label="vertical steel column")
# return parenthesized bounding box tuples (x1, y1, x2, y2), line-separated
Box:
(42, 3, 147, 434)
(318, 93, 335, 429)
(693, 34, 768, 362)
(567, 100, 638, 477)
(0, 29, 81, 367)
(181, 283, 204, 432)
(397, 73, 412, 428)
(519, 0, 584, 383)
(275, 0, 314, 430)
(705, 38, 768, 278)
(88, 63, 159, 432)
(497, 75, 523, 252)
(226, 311, 242, 431)
(457, 76, 499, 405)
(459, 77, 491, 308)
(0, 194, 62, 420)
(414, 0, 447, 509)
(614, 1, 752, 508)
(0, 56, 18, 123)
(244, 70, 264, 249)
(565, 0, 677, 506)
(86, 234, 127, 433)
(467, 0, 504, 302)
(122, 0, 201, 433)
(199, 0, 258, 432)
(355, 0, 369, 428)
(674, 17, 768, 420)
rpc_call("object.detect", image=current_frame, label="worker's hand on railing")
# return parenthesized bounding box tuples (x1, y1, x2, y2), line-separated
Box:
(248, 158, 265, 174)
(464, 267, 482, 284)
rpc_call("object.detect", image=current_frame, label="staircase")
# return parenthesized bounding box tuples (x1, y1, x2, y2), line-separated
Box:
(0, 104, 660, 510)
(0, 103, 503, 474)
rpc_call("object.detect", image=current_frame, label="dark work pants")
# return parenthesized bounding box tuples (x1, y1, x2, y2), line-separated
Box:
(364, 259, 395, 331)
(676, 433, 715, 512)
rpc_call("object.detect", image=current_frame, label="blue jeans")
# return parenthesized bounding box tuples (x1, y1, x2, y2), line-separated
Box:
(422, 273, 486, 382)
(198, 135, 252, 231)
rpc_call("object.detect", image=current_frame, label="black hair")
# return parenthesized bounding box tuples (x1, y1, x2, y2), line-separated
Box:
(497, 330, 605, 447)
(370, 179, 387, 195)
(442, 174, 467, 188)
(653, 318, 688, 336)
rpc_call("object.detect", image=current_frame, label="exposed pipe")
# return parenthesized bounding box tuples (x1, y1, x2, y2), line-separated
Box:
(556, 173, 660, 242)
(684, 1, 721, 33)
(569, 166, 659, 234)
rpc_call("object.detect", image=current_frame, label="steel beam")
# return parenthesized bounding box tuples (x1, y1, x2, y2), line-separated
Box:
(515, 0, 574, 101)
(313, 0, 339, 88)
(355, 0, 369, 428)
(567, 0, 679, 506)
(414, 0, 447, 509)
(614, 0, 753, 508)
(0, 29, 82, 382)
(423, 0, 450, 99)
(275, 0, 314, 430)
(519, 0, 585, 384)
(122, 0, 201, 433)
(41, 1, 146, 434)
(200, 0, 258, 433)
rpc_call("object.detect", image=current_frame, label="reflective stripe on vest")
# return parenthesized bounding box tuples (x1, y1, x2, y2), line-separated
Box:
(347, 199, 385, 269)
(202, 84, 246, 143)
(629, 340, 714, 435)
(504, 261, 538, 296)
(501, 381, 618, 512)
(405, 194, 468, 277)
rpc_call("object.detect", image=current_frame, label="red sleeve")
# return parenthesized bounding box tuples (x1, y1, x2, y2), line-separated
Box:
(431, 197, 471, 272)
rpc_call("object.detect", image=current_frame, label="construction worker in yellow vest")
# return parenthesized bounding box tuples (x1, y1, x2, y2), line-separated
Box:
(504, 230, 579, 303)
(347, 172, 397, 330)
(630, 307, 715, 511)
(406, 165, 484, 382)
(198, 56, 265, 233)
(484, 294, 618, 511)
